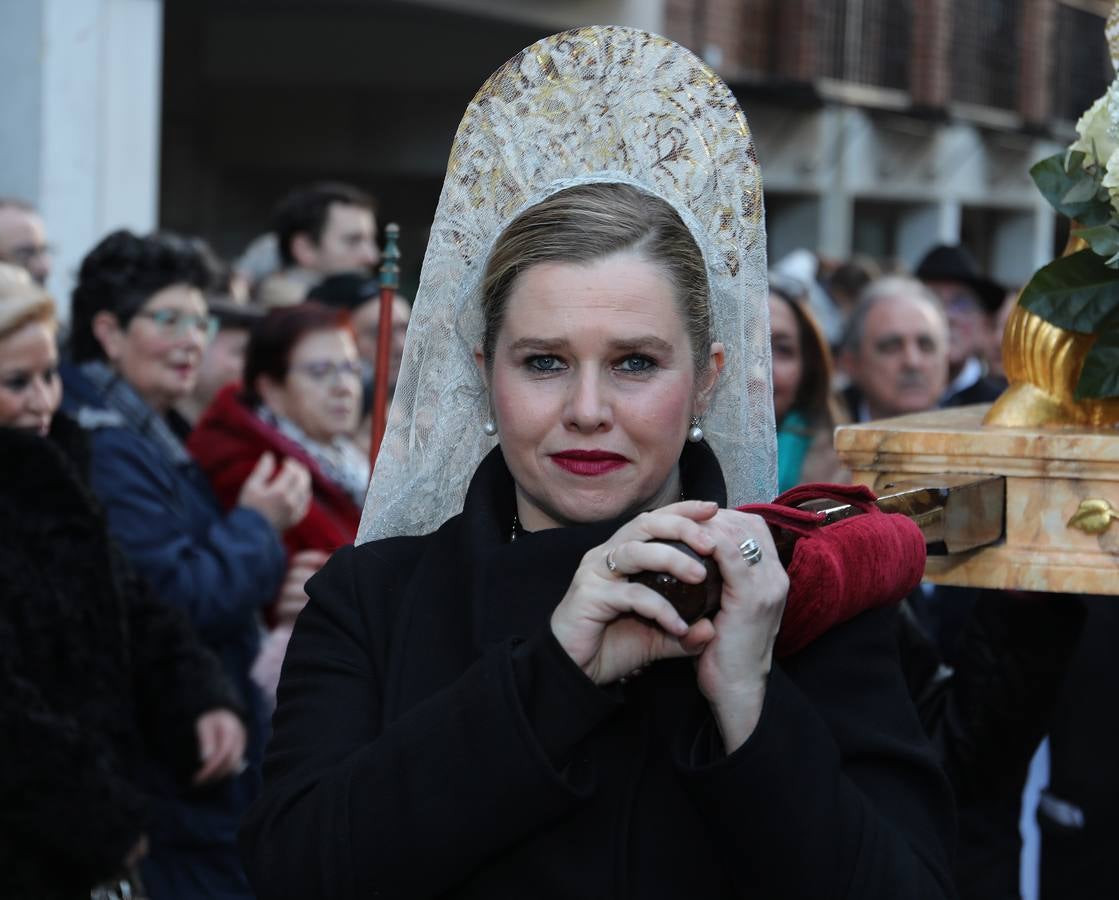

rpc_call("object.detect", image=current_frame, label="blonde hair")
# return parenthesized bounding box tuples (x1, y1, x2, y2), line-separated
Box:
(480, 183, 711, 368)
(0, 263, 55, 341)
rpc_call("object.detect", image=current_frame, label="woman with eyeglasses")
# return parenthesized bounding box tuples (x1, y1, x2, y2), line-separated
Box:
(189, 303, 368, 630)
(61, 229, 312, 900)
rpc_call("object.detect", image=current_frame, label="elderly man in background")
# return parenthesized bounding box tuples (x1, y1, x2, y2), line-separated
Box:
(0, 198, 51, 287)
(838, 275, 949, 422)
(840, 274, 1083, 900)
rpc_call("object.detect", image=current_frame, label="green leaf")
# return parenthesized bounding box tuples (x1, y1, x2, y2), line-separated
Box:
(1075, 327, 1119, 399)
(1032, 153, 1078, 207)
(1074, 223, 1119, 262)
(1031, 154, 1113, 226)
(1063, 178, 1101, 204)
(1018, 250, 1119, 332)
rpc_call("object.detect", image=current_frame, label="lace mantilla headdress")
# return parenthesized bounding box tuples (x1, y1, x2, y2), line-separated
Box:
(358, 26, 775, 543)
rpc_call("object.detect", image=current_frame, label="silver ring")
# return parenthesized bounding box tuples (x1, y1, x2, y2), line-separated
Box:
(605, 548, 619, 575)
(739, 537, 762, 567)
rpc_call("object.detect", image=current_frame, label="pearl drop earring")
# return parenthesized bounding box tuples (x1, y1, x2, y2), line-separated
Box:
(483, 420, 498, 436)
(687, 416, 704, 443)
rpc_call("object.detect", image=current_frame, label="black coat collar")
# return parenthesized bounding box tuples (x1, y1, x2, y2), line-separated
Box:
(382, 441, 728, 714)
(461, 441, 728, 644)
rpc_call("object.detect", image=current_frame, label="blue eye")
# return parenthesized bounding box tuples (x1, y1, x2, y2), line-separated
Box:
(527, 355, 564, 372)
(617, 355, 655, 373)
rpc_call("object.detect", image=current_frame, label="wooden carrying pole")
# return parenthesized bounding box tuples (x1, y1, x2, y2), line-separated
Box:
(369, 223, 400, 466)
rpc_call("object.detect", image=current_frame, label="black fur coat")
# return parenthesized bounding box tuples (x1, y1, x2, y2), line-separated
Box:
(0, 415, 240, 899)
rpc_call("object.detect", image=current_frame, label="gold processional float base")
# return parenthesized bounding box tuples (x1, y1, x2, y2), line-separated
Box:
(835, 404, 1119, 596)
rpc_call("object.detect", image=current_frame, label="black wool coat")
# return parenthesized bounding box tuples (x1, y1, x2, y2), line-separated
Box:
(0, 416, 240, 900)
(241, 443, 958, 900)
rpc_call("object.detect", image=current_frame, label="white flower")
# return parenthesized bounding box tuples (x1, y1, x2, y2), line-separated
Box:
(1102, 147, 1119, 212)
(1071, 78, 1119, 167)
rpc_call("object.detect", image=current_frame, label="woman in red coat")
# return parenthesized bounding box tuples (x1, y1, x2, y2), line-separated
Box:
(189, 303, 368, 639)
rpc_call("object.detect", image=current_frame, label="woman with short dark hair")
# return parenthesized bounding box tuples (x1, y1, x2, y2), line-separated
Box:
(61, 229, 311, 899)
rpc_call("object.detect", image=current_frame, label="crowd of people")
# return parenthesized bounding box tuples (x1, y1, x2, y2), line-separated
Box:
(0, 184, 407, 898)
(0, 23, 1113, 900)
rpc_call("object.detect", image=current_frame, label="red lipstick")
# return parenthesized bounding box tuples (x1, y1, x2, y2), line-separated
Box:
(549, 449, 628, 476)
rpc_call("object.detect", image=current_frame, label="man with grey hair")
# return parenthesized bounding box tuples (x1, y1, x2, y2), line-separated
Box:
(840, 275, 1084, 899)
(0, 198, 51, 287)
(838, 276, 949, 422)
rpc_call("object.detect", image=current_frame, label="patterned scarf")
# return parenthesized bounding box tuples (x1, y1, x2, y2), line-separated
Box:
(77, 361, 192, 467)
(256, 406, 370, 507)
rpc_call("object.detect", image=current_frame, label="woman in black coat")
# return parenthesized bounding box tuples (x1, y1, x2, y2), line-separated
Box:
(0, 266, 247, 899)
(241, 29, 956, 900)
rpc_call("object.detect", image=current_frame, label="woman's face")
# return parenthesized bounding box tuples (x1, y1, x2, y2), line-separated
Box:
(0, 319, 61, 435)
(263, 328, 362, 444)
(96, 284, 210, 412)
(769, 294, 803, 425)
(483, 251, 722, 531)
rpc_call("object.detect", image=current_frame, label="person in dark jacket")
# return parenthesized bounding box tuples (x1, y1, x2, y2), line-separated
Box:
(914, 244, 1007, 407)
(898, 592, 1084, 899)
(0, 265, 246, 899)
(241, 38, 957, 896)
(60, 230, 313, 899)
(1040, 595, 1119, 898)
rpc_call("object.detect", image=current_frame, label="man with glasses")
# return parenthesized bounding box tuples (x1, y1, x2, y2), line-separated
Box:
(0, 198, 52, 287)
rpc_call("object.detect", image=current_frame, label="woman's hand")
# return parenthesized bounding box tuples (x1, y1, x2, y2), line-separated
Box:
(692, 510, 788, 752)
(238, 452, 313, 533)
(276, 549, 331, 624)
(193, 709, 248, 785)
(550, 500, 720, 686)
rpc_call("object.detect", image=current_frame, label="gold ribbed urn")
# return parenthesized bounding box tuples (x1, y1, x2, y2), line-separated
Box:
(984, 233, 1119, 428)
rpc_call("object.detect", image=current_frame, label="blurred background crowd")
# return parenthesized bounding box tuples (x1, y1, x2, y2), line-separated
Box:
(2, 1, 1118, 899)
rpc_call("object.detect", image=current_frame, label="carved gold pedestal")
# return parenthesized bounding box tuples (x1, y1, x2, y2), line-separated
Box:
(985, 233, 1119, 428)
(985, 303, 1119, 427)
(836, 405, 1119, 595)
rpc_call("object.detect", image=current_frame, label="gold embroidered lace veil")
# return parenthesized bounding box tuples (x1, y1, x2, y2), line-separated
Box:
(358, 26, 775, 542)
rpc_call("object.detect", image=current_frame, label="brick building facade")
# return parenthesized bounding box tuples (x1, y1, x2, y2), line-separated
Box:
(3, 0, 1111, 309)
(661, 0, 1112, 280)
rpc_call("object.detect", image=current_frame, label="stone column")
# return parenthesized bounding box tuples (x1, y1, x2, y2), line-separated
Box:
(817, 107, 854, 258)
(0, 0, 163, 320)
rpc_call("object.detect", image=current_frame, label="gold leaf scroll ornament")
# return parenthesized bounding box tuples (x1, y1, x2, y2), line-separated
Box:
(1068, 499, 1119, 535)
